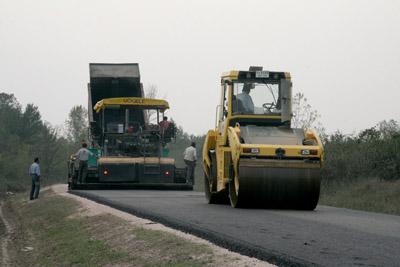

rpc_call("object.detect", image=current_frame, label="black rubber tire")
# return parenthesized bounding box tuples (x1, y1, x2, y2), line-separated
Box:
(204, 153, 229, 205)
(69, 170, 79, 190)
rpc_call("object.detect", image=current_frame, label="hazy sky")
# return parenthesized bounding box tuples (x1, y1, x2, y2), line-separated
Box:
(1, 0, 399, 135)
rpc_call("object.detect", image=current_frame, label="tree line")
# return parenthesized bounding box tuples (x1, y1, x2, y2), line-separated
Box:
(0, 91, 201, 194)
(0, 93, 86, 194)
(1, 91, 399, 195)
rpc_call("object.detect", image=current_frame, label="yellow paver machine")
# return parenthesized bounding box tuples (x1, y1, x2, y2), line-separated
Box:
(202, 67, 324, 209)
(68, 63, 190, 190)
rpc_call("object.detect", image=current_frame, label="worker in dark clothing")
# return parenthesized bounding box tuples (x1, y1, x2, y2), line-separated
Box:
(29, 157, 41, 200)
(159, 116, 171, 138)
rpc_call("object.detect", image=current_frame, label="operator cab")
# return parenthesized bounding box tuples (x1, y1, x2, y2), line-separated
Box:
(93, 97, 175, 157)
(232, 81, 281, 115)
(219, 67, 292, 129)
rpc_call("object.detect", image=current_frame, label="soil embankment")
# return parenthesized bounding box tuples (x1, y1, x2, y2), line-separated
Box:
(1, 185, 272, 266)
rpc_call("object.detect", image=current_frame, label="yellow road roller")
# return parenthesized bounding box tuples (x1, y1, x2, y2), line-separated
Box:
(202, 67, 324, 209)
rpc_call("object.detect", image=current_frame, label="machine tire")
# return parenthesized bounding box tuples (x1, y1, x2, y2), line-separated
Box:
(228, 171, 245, 208)
(69, 170, 79, 190)
(204, 152, 229, 205)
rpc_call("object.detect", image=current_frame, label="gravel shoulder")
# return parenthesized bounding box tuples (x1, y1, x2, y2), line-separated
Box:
(54, 184, 273, 267)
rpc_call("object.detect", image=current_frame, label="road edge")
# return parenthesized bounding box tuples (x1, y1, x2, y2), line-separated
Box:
(69, 190, 314, 267)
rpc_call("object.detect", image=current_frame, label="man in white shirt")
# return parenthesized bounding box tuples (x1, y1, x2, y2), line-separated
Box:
(75, 143, 94, 183)
(29, 157, 41, 200)
(183, 142, 197, 185)
(236, 83, 255, 113)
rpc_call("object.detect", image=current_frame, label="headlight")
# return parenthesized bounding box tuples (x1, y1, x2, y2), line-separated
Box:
(301, 149, 310, 155)
(301, 149, 318, 155)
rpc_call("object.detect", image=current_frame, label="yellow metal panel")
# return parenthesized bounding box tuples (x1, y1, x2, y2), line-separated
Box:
(284, 72, 292, 79)
(202, 130, 217, 175)
(221, 71, 239, 80)
(239, 158, 321, 169)
(94, 97, 169, 113)
(240, 144, 323, 158)
(216, 146, 231, 191)
(230, 114, 282, 120)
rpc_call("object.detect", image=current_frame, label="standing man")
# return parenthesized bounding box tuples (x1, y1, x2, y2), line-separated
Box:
(183, 142, 197, 185)
(29, 157, 41, 200)
(75, 143, 93, 183)
(159, 116, 171, 138)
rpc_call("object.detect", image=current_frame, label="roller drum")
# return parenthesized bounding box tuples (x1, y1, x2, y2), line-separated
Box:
(231, 158, 321, 209)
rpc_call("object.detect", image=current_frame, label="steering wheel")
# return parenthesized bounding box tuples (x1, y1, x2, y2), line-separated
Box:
(262, 102, 275, 112)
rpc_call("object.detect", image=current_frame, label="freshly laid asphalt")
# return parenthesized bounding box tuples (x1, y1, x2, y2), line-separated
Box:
(71, 190, 400, 267)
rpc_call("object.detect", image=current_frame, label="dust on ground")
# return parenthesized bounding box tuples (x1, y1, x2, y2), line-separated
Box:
(53, 184, 274, 267)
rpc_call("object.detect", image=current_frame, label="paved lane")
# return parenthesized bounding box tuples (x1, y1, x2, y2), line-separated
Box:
(71, 190, 400, 267)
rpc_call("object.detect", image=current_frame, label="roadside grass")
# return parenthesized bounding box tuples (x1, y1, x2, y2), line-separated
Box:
(320, 178, 400, 215)
(6, 191, 129, 266)
(3, 190, 216, 267)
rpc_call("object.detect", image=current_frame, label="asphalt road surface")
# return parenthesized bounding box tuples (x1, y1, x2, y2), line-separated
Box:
(71, 190, 400, 267)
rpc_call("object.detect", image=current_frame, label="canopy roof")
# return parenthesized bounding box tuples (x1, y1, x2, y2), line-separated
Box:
(221, 70, 290, 81)
(94, 97, 169, 113)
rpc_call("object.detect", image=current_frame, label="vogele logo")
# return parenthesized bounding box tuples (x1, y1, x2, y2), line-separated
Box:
(123, 98, 144, 104)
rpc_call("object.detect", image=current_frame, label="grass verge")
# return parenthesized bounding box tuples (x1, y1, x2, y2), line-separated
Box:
(3, 189, 216, 267)
(320, 178, 400, 215)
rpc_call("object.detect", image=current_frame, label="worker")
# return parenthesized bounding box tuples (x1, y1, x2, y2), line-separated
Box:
(159, 116, 171, 137)
(127, 123, 135, 133)
(236, 83, 254, 113)
(232, 95, 246, 114)
(29, 157, 41, 200)
(75, 143, 94, 183)
(183, 142, 197, 185)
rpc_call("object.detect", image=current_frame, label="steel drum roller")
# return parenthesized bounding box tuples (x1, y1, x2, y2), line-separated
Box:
(231, 158, 321, 209)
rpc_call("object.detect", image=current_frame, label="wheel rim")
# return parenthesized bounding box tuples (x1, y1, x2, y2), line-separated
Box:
(234, 174, 240, 196)
(229, 174, 240, 207)
(204, 173, 211, 199)
(208, 176, 213, 192)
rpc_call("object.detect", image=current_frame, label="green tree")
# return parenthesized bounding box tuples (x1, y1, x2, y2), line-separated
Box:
(20, 103, 43, 143)
(0, 93, 22, 136)
(292, 92, 326, 140)
(0, 93, 84, 193)
(377, 120, 400, 139)
(33, 123, 71, 184)
(65, 105, 88, 145)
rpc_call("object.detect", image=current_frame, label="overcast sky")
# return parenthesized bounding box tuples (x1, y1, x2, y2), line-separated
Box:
(1, 0, 399, 135)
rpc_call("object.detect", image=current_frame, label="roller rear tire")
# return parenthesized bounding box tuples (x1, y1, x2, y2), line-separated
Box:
(204, 153, 229, 205)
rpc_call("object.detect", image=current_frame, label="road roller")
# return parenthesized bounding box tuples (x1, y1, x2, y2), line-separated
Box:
(202, 67, 324, 209)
